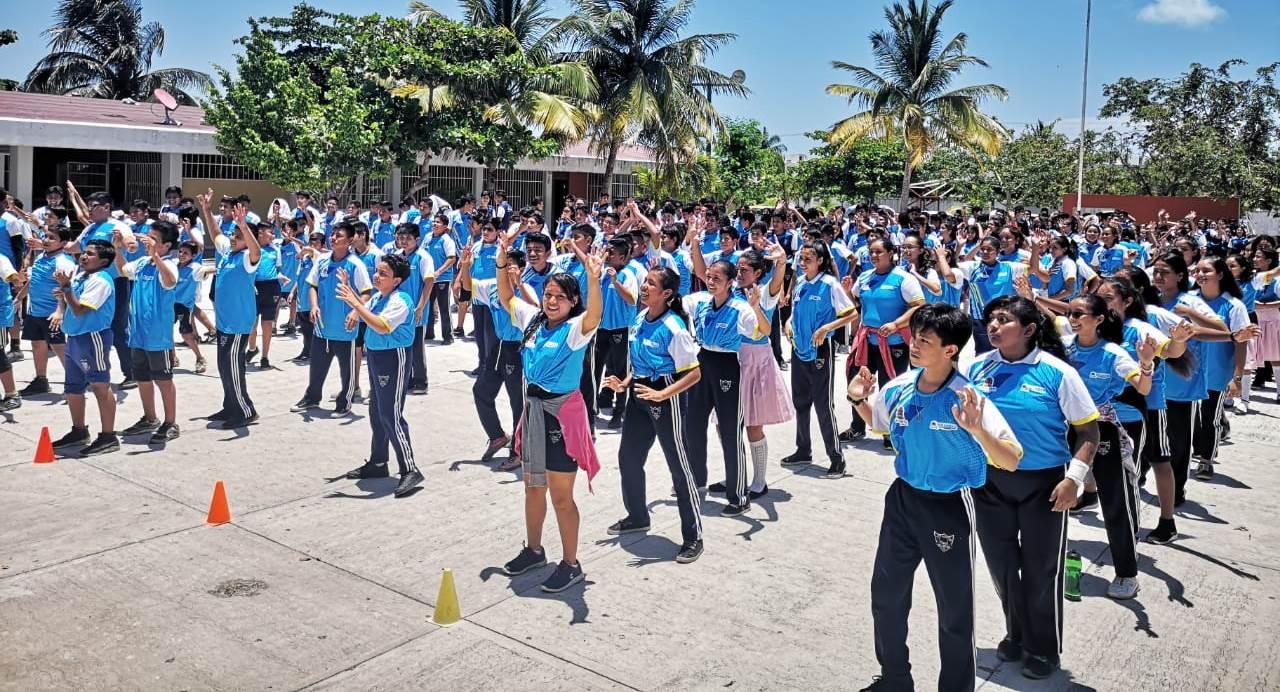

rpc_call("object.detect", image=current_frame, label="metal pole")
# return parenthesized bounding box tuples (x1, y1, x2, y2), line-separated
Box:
(1075, 0, 1092, 214)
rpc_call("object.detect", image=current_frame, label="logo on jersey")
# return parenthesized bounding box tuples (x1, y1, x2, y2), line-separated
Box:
(894, 407, 909, 427)
(1019, 383, 1047, 395)
(378, 375, 389, 387)
(720, 379, 733, 393)
(1089, 372, 1111, 380)
(933, 531, 955, 553)
(929, 420, 959, 432)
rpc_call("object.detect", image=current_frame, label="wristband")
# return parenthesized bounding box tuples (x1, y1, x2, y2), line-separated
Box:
(1065, 458, 1090, 491)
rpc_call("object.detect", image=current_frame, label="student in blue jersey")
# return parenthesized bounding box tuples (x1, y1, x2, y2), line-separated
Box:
(1092, 225, 1128, 277)
(467, 220, 502, 374)
(1227, 253, 1258, 414)
(519, 232, 554, 300)
(50, 240, 120, 454)
(602, 266, 705, 562)
(17, 227, 75, 396)
(334, 254, 424, 498)
(1029, 236, 1079, 301)
(847, 303, 1023, 692)
(172, 241, 209, 373)
(292, 222, 372, 415)
(113, 221, 182, 444)
(1057, 293, 1158, 601)
(681, 248, 769, 516)
(592, 237, 640, 430)
(845, 237, 926, 446)
(390, 223, 437, 395)
(344, 221, 383, 402)
(465, 244, 534, 467)
(497, 239, 604, 594)
(0, 253, 23, 410)
(369, 202, 397, 250)
(290, 231, 326, 363)
(1188, 257, 1256, 481)
(319, 196, 343, 245)
(996, 227, 1031, 265)
(423, 213, 458, 345)
(74, 191, 137, 389)
(245, 222, 281, 369)
(780, 240, 860, 477)
(935, 235, 1029, 355)
(966, 295, 1100, 681)
(276, 219, 303, 337)
(730, 245, 791, 499)
(197, 193, 263, 429)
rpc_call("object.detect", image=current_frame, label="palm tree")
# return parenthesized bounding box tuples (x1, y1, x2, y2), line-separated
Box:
(22, 0, 212, 105)
(559, 0, 747, 186)
(403, 0, 596, 190)
(761, 126, 787, 155)
(825, 0, 1007, 207)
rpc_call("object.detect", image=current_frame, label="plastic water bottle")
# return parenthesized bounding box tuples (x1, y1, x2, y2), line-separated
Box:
(1064, 550, 1082, 602)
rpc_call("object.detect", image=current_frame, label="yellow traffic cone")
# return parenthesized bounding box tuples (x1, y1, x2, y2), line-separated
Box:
(432, 568, 461, 626)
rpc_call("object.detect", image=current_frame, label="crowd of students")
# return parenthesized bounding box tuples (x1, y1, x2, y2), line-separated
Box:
(1, 182, 1276, 687)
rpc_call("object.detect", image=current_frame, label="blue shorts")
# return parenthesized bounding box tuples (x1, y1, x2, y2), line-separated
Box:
(64, 330, 114, 395)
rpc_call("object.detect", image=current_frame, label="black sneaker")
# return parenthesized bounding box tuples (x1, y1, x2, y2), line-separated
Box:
(245, 347, 259, 363)
(79, 433, 120, 457)
(0, 395, 20, 412)
(503, 546, 548, 576)
(1146, 518, 1178, 545)
(707, 481, 727, 494)
(1174, 490, 1186, 507)
(606, 517, 651, 535)
(8, 346, 24, 361)
(996, 637, 1023, 662)
(52, 426, 91, 449)
(607, 413, 623, 430)
(410, 384, 429, 395)
(1021, 655, 1058, 680)
(118, 378, 138, 391)
(441, 338, 455, 346)
(220, 413, 259, 429)
(291, 398, 320, 412)
(676, 539, 704, 564)
(481, 435, 510, 461)
(780, 451, 811, 466)
(540, 560, 584, 593)
(882, 436, 893, 450)
(121, 417, 160, 436)
(838, 428, 865, 442)
(20, 377, 50, 396)
(345, 461, 391, 479)
(259, 358, 272, 370)
(394, 470, 424, 498)
(1194, 461, 1214, 480)
(334, 402, 353, 416)
(857, 677, 898, 692)
(207, 409, 229, 422)
(452, 327, 465, 338)
(721, 502, 749, 517)
(778, 361, 789, 371)
(149, 423, 180, 443)
(748, 485, 769, 500)
(1071, 491, 1099, 513)
(823, 461, 847, 479)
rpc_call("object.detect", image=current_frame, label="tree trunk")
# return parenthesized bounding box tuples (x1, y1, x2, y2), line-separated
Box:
(898, 157, 914, 211)
(602, 140, 620, 196)
(484, 161, 498, 199)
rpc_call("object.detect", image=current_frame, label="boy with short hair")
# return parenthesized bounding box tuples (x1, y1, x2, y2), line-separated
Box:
(19, 226, 76, 396)
(51, 240, 119, 454)
(116, 221, 181, 443)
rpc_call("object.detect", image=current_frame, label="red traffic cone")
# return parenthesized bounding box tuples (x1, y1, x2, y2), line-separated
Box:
(33, 427, 55, 464)
(207, 481, 231, 525)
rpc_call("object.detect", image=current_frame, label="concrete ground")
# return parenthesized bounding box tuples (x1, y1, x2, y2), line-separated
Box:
(2, 320, 1278, 691)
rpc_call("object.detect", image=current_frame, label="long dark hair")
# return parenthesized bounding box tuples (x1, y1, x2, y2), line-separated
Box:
(1116, 266, 1160, 307)
(1155, 252, 1191, 293)
(521, 272, 584, 344)
(1105, 274, 1196, 378)
(1199, 256, 1243, 300)
(903, 236, 934, 272)
(1073, 293, 1124, 345)
(800, 240, 838, 277)
(983, 295, 1068, 361)
(647, 266, 688, 326)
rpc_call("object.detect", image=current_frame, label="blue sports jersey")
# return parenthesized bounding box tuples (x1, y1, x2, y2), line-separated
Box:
(829, 241, 853, 279)
(364, 290, 415, 350)
(425, 233, 457, 283)
(601, 265, 639, 330)
(357, 246, 383, 281)
(214, 247, 259, 335)
(489, 284, 526, 342)
(296, 257, 316, 311)
(790, 273, 856, 362)
(521, 265, 552, 300)
(683, 292, 757, 352)
(470, 241, 500, 282)
(629, 309, 700, 378)
(62, 271, 115, 336)
(854, 267, 924, 345)
(967, 349, 1099, 471)
(255, 243, 280, 281)
(1064, 337, 1140, 407)
(1200, 293, 1248, 391)
(126, 256, 179, 351)
(370, 221, 396, 249)
(509, 299, 595, 393)
(1094, 246, 1125, 277)
(28, 251, 77, 317)
(1113, 316, 1171, 422)
(871, 369, 1021, 493)
(1030, 256, 1073, 298)
(78, 220, 126, 279)
(1240, 277, 1257, 313)
(962, 261, 1023, 321)
(0, 257, 14, 328)
(699, 231, 721, 257)
(1162, 293, 1216, 401)
(309, 253, 370, 341)
(174, 262, 201, 308)
(279, 242, 299, 287)
(736, 286, 778, 346)
(553, 254, 593, 303)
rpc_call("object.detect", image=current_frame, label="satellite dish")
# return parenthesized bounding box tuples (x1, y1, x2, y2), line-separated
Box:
(154, 88, 181, 126)
(731, 69, 747, 84)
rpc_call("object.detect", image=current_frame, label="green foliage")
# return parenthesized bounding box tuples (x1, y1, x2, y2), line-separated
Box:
(636, 154, 722, 201)
(1100, 60, 1280, 208)
(792, 132, 905, 203)
(712, 119, 786, 206)
(0, 29, 17, 47)
(205, 4, 566, 195)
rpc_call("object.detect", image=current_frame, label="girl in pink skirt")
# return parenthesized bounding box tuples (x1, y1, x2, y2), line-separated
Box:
(733, 243, 793, 498)
(1252, 248, 1280, 405)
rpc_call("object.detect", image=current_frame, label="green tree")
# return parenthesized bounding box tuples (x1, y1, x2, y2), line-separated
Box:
(792, 132, 905, 203)
(1099, 60, 1280, 208)
(824, 0, 1007, 207)
(712, 119, 786, 206)
(988, 121, 1075, 208)
(22, 0, 212, 104)
(559, 0, 747, 185)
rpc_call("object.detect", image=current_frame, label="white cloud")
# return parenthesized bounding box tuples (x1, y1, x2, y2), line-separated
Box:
(1137, 0, 1226, 27)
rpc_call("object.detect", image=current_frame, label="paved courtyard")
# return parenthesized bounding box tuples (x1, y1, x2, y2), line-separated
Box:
(2, 324, 1279, 691)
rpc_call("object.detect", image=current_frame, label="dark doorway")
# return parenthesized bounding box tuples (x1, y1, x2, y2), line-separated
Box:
(551, 173, 570, 219)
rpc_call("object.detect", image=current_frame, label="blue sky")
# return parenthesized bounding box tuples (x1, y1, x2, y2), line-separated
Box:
(2, 0, 1276, 153)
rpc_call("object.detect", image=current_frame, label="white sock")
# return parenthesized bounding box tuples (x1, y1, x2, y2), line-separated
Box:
(1241, 377, 1252, 403)
(749, 438, 768, 492)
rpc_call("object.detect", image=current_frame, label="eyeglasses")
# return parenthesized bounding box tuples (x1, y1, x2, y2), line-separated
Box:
(1068, 310, 1095, 319)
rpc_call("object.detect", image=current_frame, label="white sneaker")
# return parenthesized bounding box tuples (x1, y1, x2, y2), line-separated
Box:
(1235, 400, 1250, 415)
(1107, 576, 1140, 600)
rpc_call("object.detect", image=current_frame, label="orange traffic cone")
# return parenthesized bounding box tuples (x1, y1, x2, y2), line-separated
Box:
(33, 427, 55, 464)
(206, 481, 231, 525)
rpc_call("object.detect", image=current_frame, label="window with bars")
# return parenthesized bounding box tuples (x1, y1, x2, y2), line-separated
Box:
(182, 154, 266, 180)
(350, 175, 388, 208)
(587, 172, 639, 202)
(494, 169, 545, 210)
(401, 165, 475, 204)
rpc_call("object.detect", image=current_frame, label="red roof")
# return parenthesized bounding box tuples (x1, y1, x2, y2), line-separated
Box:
(0, 91, 214, 132)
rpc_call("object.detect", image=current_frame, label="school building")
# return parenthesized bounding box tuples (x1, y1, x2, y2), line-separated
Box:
(0, 91, 653, 215)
